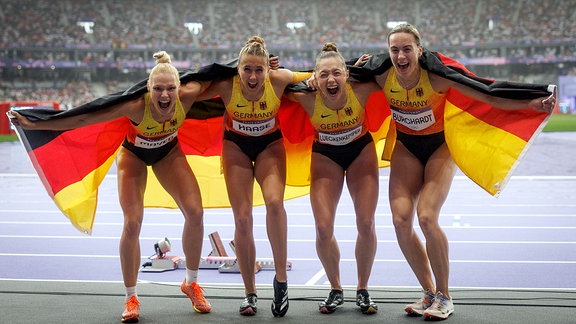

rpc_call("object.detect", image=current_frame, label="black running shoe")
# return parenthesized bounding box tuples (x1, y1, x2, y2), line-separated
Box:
(319, 289, 344, 314)
(239, 293, 258, 316)
(271, 276, 289, 317)
(356, 289, 378, 314)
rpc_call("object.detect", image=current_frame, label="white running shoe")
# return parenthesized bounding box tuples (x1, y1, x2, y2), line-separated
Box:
(423, 291, 454, 320)
(404, 289, 435, 316)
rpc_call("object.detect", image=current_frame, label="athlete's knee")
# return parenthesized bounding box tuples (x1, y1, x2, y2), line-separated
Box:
(392, 213, 413, 232)
(264, 196, 285, 215)
(315, 223, 334, 242)
(181, 204, 203, 223)
(417, 212, 440, 236)
(356, 215, 375, 236)
(234, 213, 253, 233)
(122, 217, 143, 238)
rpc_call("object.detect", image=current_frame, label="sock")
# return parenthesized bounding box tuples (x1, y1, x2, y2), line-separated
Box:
(125, 286, 137, 299)
(186, 268, 198, 284)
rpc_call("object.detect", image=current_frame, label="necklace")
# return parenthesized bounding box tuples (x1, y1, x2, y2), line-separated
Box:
(396, 69, 421, 90)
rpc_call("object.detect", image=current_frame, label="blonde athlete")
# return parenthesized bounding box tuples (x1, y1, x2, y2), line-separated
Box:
(10, 51, 213, 323)
(286, 43, 381, 315)
(199, 36, 310, 317)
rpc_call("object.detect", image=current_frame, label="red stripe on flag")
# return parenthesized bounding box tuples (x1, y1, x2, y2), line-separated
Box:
(447, 90, 548, 142)
(32, 119, 127, 194)
(178, 117, 224, 156)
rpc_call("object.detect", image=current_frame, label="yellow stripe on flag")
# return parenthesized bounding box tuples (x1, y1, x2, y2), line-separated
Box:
(53, 151, 118, 234)
(444, 100, 527, 196)
(371, 116, 392, 168)
(144, 155, 311, 209)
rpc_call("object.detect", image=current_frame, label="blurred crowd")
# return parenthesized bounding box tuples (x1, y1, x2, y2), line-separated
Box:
(1, 0, 574, 49)
(1, 0, 575, 107)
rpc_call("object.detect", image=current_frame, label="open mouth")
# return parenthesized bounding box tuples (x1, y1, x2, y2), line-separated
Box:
(247, 81, 258, 89)
(158, 100, 170, 109)
(397, 62, 410, 72)
(327, 85, 339, 95)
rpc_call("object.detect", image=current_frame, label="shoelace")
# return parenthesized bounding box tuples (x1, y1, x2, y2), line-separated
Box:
(420, 290, 434, 304)
(124, 297, 140, 313)
(245, 295, 257, 306)
(190, 284, 208, 304)
(357, 292, 369, 304)
(429, 293, 446, 310)
(327, 291, 341, 304)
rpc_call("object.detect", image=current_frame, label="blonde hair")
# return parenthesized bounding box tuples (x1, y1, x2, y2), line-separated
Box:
(314, 42, 346, 71)
(388, 23, 422, 47)
(238, 36, 269, 66)
(148, 51, 180, 86)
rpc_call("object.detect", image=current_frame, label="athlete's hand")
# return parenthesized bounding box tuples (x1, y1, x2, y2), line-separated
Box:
(354, 54, 371, 66)
(306, 73, 318, 90)
(6, 111, 35, 129)
(530, 86, 557, 113)
(269, 56, 280, 70)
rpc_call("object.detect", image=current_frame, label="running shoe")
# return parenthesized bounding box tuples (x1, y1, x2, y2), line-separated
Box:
(180, 280, 212, 313)
(239, 293, 258, 316)
(423, 291, 454, 320)
(121, 295, 141, 323)
(271, 276, 289, 317)
(405, 289, 435, 316)
(356, 289, 378, 314)
(319, 289, 344, 314)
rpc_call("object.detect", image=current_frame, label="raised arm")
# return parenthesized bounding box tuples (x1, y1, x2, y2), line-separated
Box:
(179, 80, 213, 112)
(8, 97, 143, 131)
(432, 74, 557, 113)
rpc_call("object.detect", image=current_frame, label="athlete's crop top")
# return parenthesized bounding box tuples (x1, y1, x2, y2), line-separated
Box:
(224, 75, 281, 137)
(309, 83, 367, 145)
(383, 67, 446, 135)
(125, 92, 185, 149)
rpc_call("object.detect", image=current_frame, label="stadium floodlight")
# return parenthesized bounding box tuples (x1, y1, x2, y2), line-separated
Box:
(77, 21, 94, 34)
(286, 22, 306, 33)
(386, 21, 407, 29)
(184, 22, 203, 35)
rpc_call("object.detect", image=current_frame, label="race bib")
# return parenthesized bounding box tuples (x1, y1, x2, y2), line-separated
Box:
(391, 106, 435, 131)
(318, 125, 361, 145)
(232, 118, 275, 136)
(134, 131, 178, 149)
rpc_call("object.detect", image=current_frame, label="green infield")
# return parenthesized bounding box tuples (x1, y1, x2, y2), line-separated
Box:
(0, 134, 18, 142)
(543, 114, 576, 132)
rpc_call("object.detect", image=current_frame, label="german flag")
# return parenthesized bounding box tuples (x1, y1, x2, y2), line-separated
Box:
(12, 60, 314, 234)
(349, 49, 555, 196)
(13, 50, 553, 234)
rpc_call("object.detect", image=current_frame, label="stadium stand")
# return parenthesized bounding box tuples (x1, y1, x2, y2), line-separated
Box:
(1, 0, 575, 105)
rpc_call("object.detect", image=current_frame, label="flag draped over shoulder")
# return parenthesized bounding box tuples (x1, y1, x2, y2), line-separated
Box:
(350, 49, 554, 196)
(12, 60, 312, 234)
(13, 49, 553, 234)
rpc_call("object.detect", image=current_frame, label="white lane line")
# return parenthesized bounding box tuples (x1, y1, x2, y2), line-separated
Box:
(1, 254, 574, 265)
(1, 235, 575, 245)
(305, 268, 326, 286)
(1, 220, 576, 230)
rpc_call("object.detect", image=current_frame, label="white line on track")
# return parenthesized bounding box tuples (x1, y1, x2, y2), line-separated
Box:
(1, 235, 575, 245)
(1, 253, 574, 265)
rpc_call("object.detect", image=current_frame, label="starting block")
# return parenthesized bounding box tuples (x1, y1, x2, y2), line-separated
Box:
(141, 255, 181, 272)
(141, 232, 292, 273)
(140, 237, 181, 272)
(199, 231, 292, 273)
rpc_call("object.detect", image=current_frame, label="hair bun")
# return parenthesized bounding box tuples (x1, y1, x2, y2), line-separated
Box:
(322, 42, 338, 53)
(153, 51, 171, 64)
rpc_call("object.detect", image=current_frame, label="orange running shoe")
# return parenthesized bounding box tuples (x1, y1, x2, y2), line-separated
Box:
(180, 280, 212, 313)
(121, 296, 141, 323)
